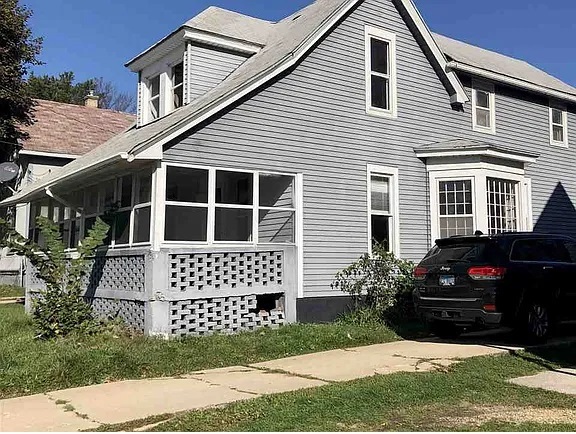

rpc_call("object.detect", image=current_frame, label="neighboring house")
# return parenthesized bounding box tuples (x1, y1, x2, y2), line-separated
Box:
(4, 0, 576, 335)
(0, 97, 134, 285)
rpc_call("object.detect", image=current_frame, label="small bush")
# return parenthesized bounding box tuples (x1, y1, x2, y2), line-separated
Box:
(1, 216, 110, 339)
(332, 244, 415, 321)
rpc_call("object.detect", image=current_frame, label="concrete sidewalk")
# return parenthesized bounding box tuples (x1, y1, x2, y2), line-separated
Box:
(0, 339, 520, 432)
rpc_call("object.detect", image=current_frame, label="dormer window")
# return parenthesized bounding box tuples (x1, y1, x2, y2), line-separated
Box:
(172, 62, 184, 110)
(148, 75, 160, 120)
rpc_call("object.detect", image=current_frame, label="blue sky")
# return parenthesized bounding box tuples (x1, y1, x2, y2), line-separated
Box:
(24, 0, 576, 98)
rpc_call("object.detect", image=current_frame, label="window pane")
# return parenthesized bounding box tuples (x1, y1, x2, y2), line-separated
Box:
(439, 216, 474, 238)
(260, 174, 294, 208)
(216, 171, 253, 205)
(165, 206, 207, 242)
(173, 85, 183, 110)
(438, 180, 473, 217)
(134, 207, 151, 243)
(114, 211, 131, 245)
(172, 63, 184, 87)
(150, 98, 160, 120)
(476, 108, 491, 128)
(149, 76, 160, 97)
(476, 89, 490, 108)
(102, 180, 115, 211)
(487, 178, 518, 234)
(215, 208, 253, 242)
(370, 38, 389, 74)
(371, 215, 390, 251)
(70, 220, 79, 249)
(120, 175, 133, 208)
(552, 108, 563, 125)
(371, 75, 389, 110)
(136, 172, 152, 204)
(166, 167, 208, 203)
(553, 125, 564, 142)
(259, 210, 294, 243)
(371, 175, 390, 213)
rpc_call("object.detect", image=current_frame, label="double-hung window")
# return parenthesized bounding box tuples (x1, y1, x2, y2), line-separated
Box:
(438, 180, 475, 238)
(368, 166, 399, 253)
(148, 75, 160, 120)
(365, 27, 397, 118)
(550, 105, 568, 146)
(171, 62, 184, 110)
(472, 81, 495, 133)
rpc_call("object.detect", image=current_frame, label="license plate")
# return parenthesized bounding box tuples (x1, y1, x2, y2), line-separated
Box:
(439, 275, 456, 286)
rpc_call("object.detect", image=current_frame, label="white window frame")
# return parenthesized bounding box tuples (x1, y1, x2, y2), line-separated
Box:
(162, 162, 298, 247)
(472, 79, 496, 134)
(428, 166, 532, 243)
(146, 74, 161, 122)
(170, 61, 184, 111)
(365, 26, 397, 119)
(435, 176, 476, 239)
(549, 104, 568, 147)
(367, 165, 400, 256)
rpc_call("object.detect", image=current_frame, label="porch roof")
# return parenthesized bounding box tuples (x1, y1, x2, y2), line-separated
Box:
(414, 139, 540, 164)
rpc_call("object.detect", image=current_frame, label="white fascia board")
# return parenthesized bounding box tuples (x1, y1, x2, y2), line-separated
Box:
(19, 150, 79, 160)
(183, 29, 262, 55)
(399, 0, 468, 104)
(448, 61, 576, 105)
(415, 148, 538, 164)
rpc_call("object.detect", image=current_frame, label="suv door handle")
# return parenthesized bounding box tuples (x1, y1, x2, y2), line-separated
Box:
(543, 266, 554, 270)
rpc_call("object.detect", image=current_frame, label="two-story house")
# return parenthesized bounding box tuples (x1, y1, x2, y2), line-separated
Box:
(4, 0, 576, 336)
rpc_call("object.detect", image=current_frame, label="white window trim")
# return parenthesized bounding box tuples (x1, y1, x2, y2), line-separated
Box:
(428, 166, 532, 244)
(435, 176, 476, 240)
(161, 162, 299, 248)
(365, 26, 398, 119)
(472, 79, 496, 134)
(367, 164, 400, 256)
(549, 104, 568, 147)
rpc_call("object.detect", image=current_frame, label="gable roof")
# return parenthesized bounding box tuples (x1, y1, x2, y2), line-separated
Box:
(21, 99, 135, 158)
(1, 0, 468, 206)
(434, 33, 576, 102)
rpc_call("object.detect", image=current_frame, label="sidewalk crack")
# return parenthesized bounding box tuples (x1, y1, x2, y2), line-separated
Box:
(45, 393, 102, 425)
(247, 365, 333, 384)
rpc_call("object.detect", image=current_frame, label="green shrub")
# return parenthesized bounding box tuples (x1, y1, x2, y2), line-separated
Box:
(332, 244, 415, 321)
(0, 215, 109, 339)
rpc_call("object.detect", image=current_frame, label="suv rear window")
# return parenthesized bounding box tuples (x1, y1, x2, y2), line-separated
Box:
(422, 240, 506, 265)
(510, 238, 572, 262)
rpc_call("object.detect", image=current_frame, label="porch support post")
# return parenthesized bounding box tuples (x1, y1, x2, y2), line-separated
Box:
(144, 249, 171, 338)
(283, 246, 298, 323)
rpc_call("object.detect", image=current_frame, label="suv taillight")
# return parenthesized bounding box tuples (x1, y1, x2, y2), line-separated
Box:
(467, 266, 506, 280)
(413, 267, 428, 281)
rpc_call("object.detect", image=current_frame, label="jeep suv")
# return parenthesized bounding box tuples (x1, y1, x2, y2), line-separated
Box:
(413, 233, 576, 341)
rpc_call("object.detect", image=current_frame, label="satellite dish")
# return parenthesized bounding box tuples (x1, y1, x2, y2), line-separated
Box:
(0, 162, 19, 183)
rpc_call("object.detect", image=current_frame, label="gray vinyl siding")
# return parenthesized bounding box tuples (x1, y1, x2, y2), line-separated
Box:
(163, 0, 576, 298)
(189, 44, 249, 102)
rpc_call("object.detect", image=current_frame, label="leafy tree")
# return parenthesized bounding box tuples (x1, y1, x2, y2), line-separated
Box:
(0, 216, 110, 338)
(0, 0, 42, 162)
(27, 72, 136, 113)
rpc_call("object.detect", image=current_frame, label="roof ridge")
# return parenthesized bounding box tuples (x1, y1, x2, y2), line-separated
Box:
(33, 99, 136, 118)
(198, 5, 274, 24)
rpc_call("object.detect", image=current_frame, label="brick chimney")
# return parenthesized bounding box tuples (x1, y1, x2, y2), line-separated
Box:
(84, 90, 100, 108)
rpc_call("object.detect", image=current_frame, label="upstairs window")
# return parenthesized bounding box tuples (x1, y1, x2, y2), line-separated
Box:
(472, 81, 495, 134)
(148, 75, 160, 120)
(550, 106, 568, 146)
(365, 27, 397, 118)
(171, 62, 184, 110)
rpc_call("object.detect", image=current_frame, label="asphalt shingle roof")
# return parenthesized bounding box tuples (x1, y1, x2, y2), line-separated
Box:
(23, 99, 135, 156)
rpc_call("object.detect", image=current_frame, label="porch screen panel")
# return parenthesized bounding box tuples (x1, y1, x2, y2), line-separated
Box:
(438, 180, 474, 238)
(487, 178, 518, 234)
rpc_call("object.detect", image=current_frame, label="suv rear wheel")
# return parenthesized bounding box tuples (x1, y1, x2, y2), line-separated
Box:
(523, 302, 551, 342)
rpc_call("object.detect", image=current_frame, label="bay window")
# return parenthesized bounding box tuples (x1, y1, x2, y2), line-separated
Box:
(164, 165, 296, 245)
(438, 180, 475, 238)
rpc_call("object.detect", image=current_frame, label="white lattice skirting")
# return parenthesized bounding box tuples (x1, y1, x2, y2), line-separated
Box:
(170, 294, 285, 336)
(90, 298, 146, 332)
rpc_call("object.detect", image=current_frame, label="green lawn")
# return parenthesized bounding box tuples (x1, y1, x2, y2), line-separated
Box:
(0, 285, 24, 298)
(0, 304, 401, 399)
(145, 344, 576, 432)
